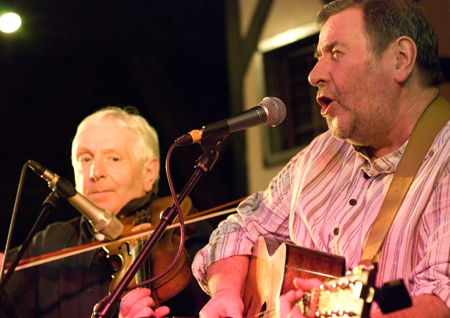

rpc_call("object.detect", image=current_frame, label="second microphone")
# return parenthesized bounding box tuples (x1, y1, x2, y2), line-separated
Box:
(175, 97, 287, 146)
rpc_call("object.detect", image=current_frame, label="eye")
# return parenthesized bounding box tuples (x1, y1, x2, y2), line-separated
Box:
(332, 50, 343, 60)
(78, 154, 92, 163)
(106, 154, 121, 162)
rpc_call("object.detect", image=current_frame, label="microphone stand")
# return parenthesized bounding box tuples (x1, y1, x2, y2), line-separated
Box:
(92, 137, 225, 318)
(0, 191, 60, 297)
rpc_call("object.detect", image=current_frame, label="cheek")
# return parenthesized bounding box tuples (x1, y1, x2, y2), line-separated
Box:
(74, 171, 87, 192)
(114, 170, 144, 191)
(333, 62, 366, 89)
(336, 77, 353, 95)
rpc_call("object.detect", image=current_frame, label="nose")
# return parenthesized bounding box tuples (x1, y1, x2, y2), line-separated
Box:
(308, 58, 330, 87)
(89, 159, 105, 181)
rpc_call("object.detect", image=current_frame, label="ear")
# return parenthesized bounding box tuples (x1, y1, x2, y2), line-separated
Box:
(392, 36, 417, 83)
(143, 157, 160, 193)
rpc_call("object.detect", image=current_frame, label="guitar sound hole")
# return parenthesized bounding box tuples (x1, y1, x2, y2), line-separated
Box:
(260, 302, 267, 316)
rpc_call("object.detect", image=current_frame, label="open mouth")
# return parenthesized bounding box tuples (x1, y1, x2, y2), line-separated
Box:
(317, 95, 334, 116)
(317, 96, 333, 107)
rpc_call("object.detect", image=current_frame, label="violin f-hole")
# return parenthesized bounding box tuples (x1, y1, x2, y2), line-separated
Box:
(104, 242, 135, 294)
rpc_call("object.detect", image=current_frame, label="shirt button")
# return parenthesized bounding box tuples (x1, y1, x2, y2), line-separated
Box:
(349, 199, 357, 206)
(333, 227, 340, 235)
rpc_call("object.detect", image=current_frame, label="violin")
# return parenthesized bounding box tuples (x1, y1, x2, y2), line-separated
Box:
(3, 196, 245, 304)
(105, 195, 197, 305)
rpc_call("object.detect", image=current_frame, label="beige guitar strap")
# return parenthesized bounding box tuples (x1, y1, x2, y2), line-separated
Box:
(359, 95, 450, 267)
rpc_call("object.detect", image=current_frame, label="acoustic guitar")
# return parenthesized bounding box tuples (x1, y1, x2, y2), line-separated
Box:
(243, 237, 378, 318)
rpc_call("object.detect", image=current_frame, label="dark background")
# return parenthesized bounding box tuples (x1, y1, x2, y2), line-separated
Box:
(0, 1, 240, 251)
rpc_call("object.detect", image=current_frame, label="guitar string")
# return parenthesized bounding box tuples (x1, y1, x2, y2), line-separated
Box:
(252, 307, 276, 318)
(243, 289, 357, 318)
(245, 290, 340, 318)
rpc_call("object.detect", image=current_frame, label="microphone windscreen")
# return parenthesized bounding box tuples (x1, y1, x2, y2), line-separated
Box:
(260, 97, 287, 127)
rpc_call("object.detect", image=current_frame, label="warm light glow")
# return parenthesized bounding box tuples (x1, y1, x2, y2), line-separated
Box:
(258, 21, 319, 53)
(0, 12, 22, 33)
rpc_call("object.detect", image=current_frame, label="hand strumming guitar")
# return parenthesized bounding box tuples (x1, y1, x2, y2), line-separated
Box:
(199, 255, 249, 318)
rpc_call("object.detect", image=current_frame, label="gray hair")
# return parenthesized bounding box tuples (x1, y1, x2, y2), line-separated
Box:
(71, 106, 160, 193)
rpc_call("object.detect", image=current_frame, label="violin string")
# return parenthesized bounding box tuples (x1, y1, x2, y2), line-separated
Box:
(127, 143, 187, 290)
(127, 221, 186, 289)
(144, 235, 150, 283)
(136, 237, 149, 285)
(131, 235, 152, 287)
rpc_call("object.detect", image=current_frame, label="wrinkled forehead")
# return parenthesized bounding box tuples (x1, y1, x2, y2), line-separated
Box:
(317, 7, 368, 53)
(73, 119, 138, 151)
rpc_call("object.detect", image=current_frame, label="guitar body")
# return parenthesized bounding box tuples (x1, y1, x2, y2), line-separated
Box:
(243, 237, 346, 317)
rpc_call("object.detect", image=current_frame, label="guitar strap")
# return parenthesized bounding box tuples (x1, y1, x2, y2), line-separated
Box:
(359, 95, 450, 267)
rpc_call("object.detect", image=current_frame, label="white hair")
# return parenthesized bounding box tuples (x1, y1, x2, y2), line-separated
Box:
(71, 106, 160, 193)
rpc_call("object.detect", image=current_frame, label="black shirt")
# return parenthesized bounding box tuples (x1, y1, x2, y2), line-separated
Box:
(0, 216, 114, 318)
(0, 195, 213, 318)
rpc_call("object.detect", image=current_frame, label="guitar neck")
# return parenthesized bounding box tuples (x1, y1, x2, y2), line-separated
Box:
(298, 265, 378, 318)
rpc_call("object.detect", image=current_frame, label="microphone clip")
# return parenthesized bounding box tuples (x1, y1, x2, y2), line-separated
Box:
(195, 134, 227, 173)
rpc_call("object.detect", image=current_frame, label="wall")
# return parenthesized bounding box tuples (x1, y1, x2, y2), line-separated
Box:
(240, 0, 450, 194)
(420, 0, 450, 98)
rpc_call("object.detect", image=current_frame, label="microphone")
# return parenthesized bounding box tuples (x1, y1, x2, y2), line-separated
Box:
(28, 160, 124, 240)
(175, 97, 286, 146)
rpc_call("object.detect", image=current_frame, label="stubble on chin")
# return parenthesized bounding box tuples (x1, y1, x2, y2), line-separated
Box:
(326, 114, 349, 141)
(326, 114, 367, 148)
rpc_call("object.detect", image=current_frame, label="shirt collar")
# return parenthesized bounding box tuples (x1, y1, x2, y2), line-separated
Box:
(353, 140, 409, 177)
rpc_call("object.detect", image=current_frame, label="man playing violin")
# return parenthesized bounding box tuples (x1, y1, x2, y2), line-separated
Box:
(192, 0, 450, 317)
(0, 106, 170, 317)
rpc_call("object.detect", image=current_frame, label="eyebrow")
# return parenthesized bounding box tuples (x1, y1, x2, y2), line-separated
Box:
(75, 147, 121, 157)
(314, 40, 342, 60)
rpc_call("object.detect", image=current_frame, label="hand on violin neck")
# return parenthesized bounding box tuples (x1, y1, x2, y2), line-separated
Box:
(119, 288, 170, 318)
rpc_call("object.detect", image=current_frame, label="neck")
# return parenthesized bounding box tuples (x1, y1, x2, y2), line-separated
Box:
(368, 88, 439, 160)
(118, 192, 154, 217)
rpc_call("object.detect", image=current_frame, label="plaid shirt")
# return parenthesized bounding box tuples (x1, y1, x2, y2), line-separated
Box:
(193, 120, 450, 308)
